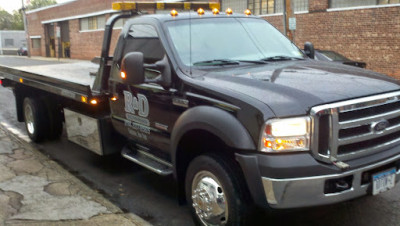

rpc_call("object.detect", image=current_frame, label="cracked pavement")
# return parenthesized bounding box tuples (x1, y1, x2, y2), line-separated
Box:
(0, 126, 150, 226)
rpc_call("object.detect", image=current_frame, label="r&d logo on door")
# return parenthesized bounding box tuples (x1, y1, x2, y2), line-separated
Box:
(123, 91, 149, 118)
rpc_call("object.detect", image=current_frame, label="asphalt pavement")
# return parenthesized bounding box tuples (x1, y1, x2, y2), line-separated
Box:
(1, 56, 400, 226)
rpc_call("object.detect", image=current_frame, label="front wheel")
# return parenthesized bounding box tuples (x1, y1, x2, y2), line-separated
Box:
(185, 155, 253, 225)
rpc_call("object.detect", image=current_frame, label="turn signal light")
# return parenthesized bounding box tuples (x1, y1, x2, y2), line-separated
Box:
(170, 9, 178, 17)
(226, 8, 233, 15)
(111, 96, 118, 101)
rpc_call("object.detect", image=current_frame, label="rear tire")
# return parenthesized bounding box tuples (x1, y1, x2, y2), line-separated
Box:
(185, 154, 253, 226)
(23, 97, 48, 142)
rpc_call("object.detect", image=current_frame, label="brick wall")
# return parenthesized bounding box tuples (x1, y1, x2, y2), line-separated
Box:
(26, 0, 148, 60)
(263, 3, 400, 78)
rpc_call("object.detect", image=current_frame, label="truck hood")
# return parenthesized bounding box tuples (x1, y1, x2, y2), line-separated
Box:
(199, 60, 400, 117)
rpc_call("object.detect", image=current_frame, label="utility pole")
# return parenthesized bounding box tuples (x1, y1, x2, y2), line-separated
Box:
(283, 0, 294, 41)
(22, 0, 31, 57)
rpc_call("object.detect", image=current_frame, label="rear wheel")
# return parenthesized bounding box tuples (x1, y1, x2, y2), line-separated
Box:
(185, 154, 253, 225)
(23, 97, 48, 142)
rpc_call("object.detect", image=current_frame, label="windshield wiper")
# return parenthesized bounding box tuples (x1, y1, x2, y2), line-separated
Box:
(193, 59, 267, 66)
(193, 59, 240, 66)
(261, 56, 304, 62)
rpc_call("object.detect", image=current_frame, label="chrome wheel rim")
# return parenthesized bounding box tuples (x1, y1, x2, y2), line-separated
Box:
(24, 104, 35, 135)
(191, 171, 228, 225)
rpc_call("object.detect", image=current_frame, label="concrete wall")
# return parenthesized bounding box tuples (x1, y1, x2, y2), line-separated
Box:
(0, 31, 26, 55)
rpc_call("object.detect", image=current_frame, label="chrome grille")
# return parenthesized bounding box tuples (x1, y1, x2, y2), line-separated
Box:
(311, 91, 400, 163)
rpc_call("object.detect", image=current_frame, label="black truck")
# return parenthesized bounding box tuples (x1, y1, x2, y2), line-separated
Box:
(1, 2, 400, 225)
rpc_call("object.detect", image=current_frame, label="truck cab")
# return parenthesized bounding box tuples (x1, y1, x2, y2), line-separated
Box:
(2, 2, 400, 225)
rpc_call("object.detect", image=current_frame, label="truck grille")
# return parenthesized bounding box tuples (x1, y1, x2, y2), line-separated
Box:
(311, 91, 400, 162)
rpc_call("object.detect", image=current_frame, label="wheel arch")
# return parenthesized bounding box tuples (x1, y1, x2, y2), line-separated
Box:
(170, 106, 256, 203)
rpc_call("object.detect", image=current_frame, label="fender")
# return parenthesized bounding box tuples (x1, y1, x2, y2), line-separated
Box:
(171, 105, 256, 168)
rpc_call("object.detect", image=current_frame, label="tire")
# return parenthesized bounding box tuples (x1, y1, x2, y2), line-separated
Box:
(185, 154, 253, 226)
(23, 97, 48, 142)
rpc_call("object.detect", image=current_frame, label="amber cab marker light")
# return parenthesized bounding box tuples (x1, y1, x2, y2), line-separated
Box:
(170, 9, 178, 17)
(120, 71, 126, 79)
(90, 99, 98, 105)
(244, 9, 252, 15)
(225, 8, 233, 15)
(197, 8, 205, 15)
(212, 8, 219, 15)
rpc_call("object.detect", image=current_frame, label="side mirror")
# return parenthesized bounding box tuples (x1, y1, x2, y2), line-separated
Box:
(304, 42, 315, 59)
(121, 52, 145, 85)
(152, 55, 171, 89)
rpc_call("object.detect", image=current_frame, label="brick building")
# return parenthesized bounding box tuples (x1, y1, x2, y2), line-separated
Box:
(222, 0, 400, 77)
(26, 0, 154, 60)
(26, 0, 399, 77)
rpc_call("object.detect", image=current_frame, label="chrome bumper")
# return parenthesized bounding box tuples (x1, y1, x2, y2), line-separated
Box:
(262, 154, 400, 209)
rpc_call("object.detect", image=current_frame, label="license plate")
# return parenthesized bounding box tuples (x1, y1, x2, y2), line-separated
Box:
(372, 168, 396, 195)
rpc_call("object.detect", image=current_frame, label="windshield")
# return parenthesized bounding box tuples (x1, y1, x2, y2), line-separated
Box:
(165, 17, 304, 66)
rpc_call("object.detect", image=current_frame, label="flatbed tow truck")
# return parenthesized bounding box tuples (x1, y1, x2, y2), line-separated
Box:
(2, 2, 400, 225)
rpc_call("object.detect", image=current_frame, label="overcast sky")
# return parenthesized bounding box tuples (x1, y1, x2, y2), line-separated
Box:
(0, 0, 72, 13)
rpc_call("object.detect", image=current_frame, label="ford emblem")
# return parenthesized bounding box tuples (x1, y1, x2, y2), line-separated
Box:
(371, 120, 389, 133)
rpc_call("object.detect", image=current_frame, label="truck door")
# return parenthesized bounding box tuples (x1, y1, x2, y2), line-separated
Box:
(109, 23, 174, 153)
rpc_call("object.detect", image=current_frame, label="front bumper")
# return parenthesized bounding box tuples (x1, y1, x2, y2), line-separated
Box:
(236, 150, 400, 209)
(262, 154, 400, 209)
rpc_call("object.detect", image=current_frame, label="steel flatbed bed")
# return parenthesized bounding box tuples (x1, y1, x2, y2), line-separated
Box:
(0, 61, 100, 103)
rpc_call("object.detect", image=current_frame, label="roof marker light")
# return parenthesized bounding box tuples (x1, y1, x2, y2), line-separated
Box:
(197, 8, 205, 15)
(170, 9, 178, 17)
(212, 8, 219, 15)
(225, 8, 233, 15)
(244, 9, 252, 15)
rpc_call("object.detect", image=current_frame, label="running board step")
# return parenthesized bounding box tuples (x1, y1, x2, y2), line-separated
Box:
(121, 146, 173, 176)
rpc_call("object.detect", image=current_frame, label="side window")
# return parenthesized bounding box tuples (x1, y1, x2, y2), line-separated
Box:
(123, 24, 165, 64)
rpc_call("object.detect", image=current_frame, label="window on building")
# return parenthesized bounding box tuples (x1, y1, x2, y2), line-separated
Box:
(80, 15, 106, 31)
(223, 0, 308, 15)
(4, 39, 14, 47)
(32, 38, 41, 49)
(330, 0, 399, 8)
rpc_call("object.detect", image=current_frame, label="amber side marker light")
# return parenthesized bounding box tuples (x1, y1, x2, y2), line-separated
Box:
(81, 96, 88, 103)
(244, 9, 252, 15)
(212, 8, 219, 15)
(19, 78, 23, 83)
(225, 8, 233, 15)
(90, 99, 98, 105)
(170, 9, 178, 17)
(120, 71, 126, 79)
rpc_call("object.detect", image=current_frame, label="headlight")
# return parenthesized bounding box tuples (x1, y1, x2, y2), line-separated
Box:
(260, 117, 311, 153)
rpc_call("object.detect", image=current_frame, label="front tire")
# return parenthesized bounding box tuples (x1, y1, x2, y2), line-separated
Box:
(23, 98, 48, 142)
(185, 154, 253, 225)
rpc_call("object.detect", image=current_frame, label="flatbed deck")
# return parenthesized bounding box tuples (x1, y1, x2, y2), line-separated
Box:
(0, 60, 100, 103)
